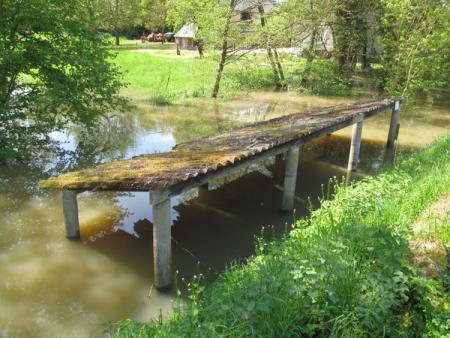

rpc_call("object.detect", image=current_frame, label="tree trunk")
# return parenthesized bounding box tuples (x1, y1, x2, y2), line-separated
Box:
(361, 42, 369, 70)
(212, 37, 228, 98)
(114, 0, 120, 46)
(301, 29, 316, 86)
(273, 48, 284, 83)
(114, 29, 120, 46)
(266, 46, 280, 85)
(212, 0, 237, 98)
(197, 39, 204, 57)
(257, 1, 284, 87)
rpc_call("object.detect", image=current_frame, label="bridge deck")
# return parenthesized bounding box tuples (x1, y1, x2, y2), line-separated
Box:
(38, 99, 398, 193)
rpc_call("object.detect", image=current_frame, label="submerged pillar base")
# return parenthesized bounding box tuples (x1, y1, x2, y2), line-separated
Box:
(150, 190, 172, 291)
(384, 100, 401, 165)
(62, 189, 80, 239)
(347, 120, 364, 172)
(282, 146, 300, 212)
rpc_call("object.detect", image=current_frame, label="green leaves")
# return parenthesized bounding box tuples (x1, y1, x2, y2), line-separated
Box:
(381, 0, 450, 96)
(0, 0, 128, 162)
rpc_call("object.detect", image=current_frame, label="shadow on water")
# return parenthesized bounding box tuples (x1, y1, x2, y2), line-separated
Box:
(1, 90, 449, 337)
(81, 143, 367, 295)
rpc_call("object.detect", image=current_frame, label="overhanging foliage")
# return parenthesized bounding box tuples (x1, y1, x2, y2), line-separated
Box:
(0, 0, 128, 162)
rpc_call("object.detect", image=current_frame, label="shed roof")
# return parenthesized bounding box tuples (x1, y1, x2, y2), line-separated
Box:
(235, 1, 278, 13)
(174, 24, 196, 38)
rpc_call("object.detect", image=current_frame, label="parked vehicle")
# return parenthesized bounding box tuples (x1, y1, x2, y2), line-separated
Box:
(164, 32, 175, 42)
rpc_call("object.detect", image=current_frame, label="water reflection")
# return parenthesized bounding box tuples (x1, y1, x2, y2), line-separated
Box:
(1, 91, 449, 337)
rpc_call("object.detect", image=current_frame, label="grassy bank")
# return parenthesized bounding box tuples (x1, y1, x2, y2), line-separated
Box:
(110, 40, 278, 104)
(110, 39, 355, 105)
(113, 49, 215, 102)
(107, 133, 450, 337)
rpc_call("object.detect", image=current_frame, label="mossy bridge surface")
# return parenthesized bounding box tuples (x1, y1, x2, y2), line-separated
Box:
(39, 98, 402, 291)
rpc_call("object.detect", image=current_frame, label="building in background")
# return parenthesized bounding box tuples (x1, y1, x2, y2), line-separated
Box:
(174, 24, 197, 50)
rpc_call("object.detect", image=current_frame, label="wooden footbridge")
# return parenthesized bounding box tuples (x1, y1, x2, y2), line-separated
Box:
(39, 98, 402, 291)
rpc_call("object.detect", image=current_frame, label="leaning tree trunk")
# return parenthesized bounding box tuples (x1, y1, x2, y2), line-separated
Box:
(212, 34, 229, 98)
(257, 1, 284, 87)
(212, 1, 237, 98)
(301, 29, 316, 87)
(266, 45, 280, 85)
(273, 48, 284, 84)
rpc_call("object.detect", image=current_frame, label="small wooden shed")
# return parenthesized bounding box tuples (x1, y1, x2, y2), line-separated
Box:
(174, 24, 197, 50)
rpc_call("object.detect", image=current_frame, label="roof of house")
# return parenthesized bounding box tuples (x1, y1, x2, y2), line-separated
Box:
(174, 24, 196, 38)
(235, 1, 278, 13)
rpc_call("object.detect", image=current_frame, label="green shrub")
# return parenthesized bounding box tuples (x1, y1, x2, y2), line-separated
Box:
(286, 59, 352, 96)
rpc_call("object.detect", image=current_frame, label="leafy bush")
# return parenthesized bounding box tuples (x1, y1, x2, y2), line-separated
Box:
(286, 59, 352, 96)
(221, 59, 277, 98)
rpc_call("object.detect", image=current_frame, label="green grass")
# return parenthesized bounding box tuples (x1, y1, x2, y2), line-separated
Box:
(109, 39, 364, 104)
(112, 50, 216, 103)
(111, 49, 278, 104)
(107, 38, 376, 105)
(108, 39, 281, 104)
(106, 133, 450, 337)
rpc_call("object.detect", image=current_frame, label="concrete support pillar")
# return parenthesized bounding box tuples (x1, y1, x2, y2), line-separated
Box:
(149, 191, 172, 291)
(384, 100, 401, 164)
(62, 189, 80, 239)
(282, 146, 300, 212)
(347, 121, 364, 172)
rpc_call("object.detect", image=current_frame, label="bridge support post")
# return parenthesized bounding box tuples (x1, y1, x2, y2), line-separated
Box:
(62, 189, 80, 239)
(282, 146, 300, 212)
(149, 191, 172, 291)
(348, 120, 364, 172)
(384, 100, 401, 164)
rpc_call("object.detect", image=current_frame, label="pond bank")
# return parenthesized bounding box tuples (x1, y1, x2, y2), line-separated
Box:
(109, 133, 450, 337)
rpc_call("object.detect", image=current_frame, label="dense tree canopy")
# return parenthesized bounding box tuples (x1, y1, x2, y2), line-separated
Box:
(138, 0, 168, 34)
(381, 0, 450, 95)
(93, 0, 140, 45)
(0, 0, 127, 162)
(332, 0, 382, 75)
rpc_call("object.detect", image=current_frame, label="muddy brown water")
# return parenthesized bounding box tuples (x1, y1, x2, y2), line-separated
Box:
(1, 91, 449, 337)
